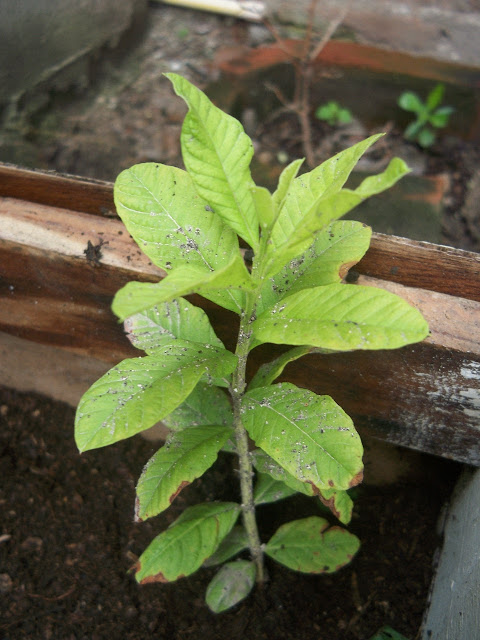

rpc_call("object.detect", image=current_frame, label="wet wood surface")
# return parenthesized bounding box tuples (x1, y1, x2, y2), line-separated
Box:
(1, 166, 479, 464)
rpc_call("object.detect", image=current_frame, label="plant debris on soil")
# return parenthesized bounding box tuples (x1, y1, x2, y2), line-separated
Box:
(0, 385, 460, 640)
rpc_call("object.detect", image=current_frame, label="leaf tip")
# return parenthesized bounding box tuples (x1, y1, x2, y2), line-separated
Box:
(349, 469, 364, 488)
(339, 260, 359, 281)
(136, 565, 169, 585)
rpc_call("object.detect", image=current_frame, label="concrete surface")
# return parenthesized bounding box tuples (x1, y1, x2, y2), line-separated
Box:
(0, 0, 147, 121)
(267, 0, 480, 68)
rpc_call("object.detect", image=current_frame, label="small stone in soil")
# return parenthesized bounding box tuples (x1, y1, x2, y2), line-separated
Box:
(0, 573, 13, 593)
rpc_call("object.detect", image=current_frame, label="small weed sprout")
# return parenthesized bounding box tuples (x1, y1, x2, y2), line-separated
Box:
(398, 83, 454, 148)
(315, 101, 353, 127)
(75, 74, 429, 613)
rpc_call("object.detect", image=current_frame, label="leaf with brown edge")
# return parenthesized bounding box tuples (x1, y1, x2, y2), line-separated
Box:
(265, 516, 360, 573)
(135, 502, 240, 584)
(256, 220, 372, 316)
(135, 425, 233, 521)
(242, 383, 363, 492)
(349, 469, 364, 488)
(134, 566, 169, 584)
(318, 487, 354, 525)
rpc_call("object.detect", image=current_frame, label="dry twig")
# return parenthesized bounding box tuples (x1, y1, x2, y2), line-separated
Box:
(264, 0, 349, 167)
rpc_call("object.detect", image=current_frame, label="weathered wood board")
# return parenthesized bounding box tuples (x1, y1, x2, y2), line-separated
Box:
(1, 165, 479, 464)
(421, 467, 480, 640)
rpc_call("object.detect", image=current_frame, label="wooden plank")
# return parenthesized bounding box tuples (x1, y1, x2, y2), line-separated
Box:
(1, 164, 478, 298)
(1, 192, 479, 465)
(0, 163, 115, 216)
(357, 234, 480, 303)
(216, 39, 480, 89)
(421, 468, 480, 640)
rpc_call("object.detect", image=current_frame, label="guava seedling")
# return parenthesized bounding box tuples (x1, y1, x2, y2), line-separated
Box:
(315, 100, 353, 126)
(398, 83, 454, 148)
(75, 73, 429, 613)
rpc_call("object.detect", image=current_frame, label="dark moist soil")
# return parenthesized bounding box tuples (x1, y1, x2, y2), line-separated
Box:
(0, 385, 460, 640)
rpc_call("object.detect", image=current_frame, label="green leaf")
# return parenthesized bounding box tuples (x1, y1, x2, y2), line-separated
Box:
(265, 147, 408, 277)
(206, 561, 256, 613)
(315, 102, 352, 126)
(398, 91, 424, 113)
(317, 487, 354, 525)
(271, 158, 304, 217)
(166, 72, 259, 250)
(75, 342, 237, 452)
(114, 162, 248, 313)
(254, 472, 298, 505)
(404, 120, 424, 141)
(426, 83, 445, 111)
(431, 105, 454, 124)
(265, 516, 360, 573)
(270, 135, 382, 240)
(124, 297, 224, 352)
(256, 220, 372, 315)
(253, 283, 429, 351)
(161, 383, 232, 431)
(287, 220, 371, 290)
(114, 162, 238, 272)
(353, 157, 411, 198)
(249, 346, 312, 390)
(429, 110, 451, 128)
(113, 254, 252, 320)
(417, 127, 436, 148)
(135, 502, 240, 584)
(252, 450, 315, 497)
(338, 108, 353, 125)
(252, 185, 274, 229)
(315, 103, 335, 121)
(242, 383, 363, 492)
(252, 451, 354, 523)
(135, 425, 233, 521)
(203, 526, 249, 567)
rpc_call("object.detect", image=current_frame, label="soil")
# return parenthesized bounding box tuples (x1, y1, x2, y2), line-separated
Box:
(0, 385, 460, 640)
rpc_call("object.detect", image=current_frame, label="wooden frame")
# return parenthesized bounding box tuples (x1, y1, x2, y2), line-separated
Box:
(1, 164, 479, 464)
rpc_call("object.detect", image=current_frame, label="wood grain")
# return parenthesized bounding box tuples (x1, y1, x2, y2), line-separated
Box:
(358, 234, 480, 302)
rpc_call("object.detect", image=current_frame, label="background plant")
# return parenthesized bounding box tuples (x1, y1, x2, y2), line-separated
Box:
(75, 73, 429, 613)
(315, 100, 353, 126)
(398, 83, 454, 148)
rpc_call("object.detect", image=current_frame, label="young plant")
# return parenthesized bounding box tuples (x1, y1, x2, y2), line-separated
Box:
(315, 100, 353, 127)
(398, 83, 454, 148)
(75, 73, 429, 613)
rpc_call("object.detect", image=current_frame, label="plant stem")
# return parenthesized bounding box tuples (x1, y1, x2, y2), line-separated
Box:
(230, 296, 264, 584)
